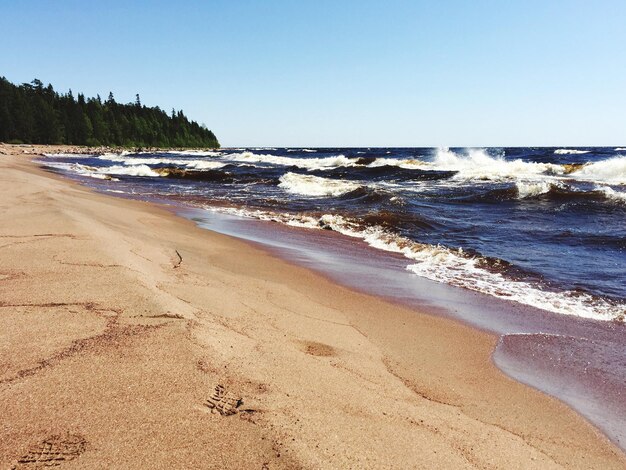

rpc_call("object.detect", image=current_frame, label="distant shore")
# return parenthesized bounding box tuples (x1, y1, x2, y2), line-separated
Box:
(0, 142, 220, 156)
(1, 143, 624, 468)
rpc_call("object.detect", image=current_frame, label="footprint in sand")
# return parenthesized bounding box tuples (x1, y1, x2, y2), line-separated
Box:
(12, 433, 87, 468)
(302, 340, 336, 357)
(205, 384, 243, 416)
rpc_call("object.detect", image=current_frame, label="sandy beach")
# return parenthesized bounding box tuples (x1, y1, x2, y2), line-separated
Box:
(0, 144, 624, 469)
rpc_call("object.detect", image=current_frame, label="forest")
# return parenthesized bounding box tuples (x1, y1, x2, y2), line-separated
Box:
(0, 77, 219, 148)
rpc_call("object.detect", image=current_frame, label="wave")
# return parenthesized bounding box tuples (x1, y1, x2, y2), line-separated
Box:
(513, 181, 626, 204)
(169, 150, 223, 156)
(98, 153, 226, 170)
(43, 152, 96, 159)
(287, 148, 317, 153)
(278, 172, 361, 197)
(154, 167, 234, 182)
(430, 148, 565, 181)
(615, 148, 626, 151)
(554, 149, 591, 155)
(221, 151, 357, 171)
(595, 186, 626, 204)
(202, 206, 624, 322)
(216, 151, 432, 172)
(37, 161, 118, 180)
(423, 149, 626, 189)
(39, 160, 160, 178)
(92, 164, 159, 177)
(568, 157, 626, 185)
(516, 181, 554, 199)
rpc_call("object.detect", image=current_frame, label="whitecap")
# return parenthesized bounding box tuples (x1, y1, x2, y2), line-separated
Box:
(220, 151, 355, 171)
(554, 149, 591, 155)
(278, 172, 360, 197)
(100, 164, 160, 177)
(569, 157, 626, 185)
(38, 159, 159, 178)
(428, 148, 564, 181)
(595, 186, 626, 203)
(97, 153, 226, 170)
(516, 180, 554, 199)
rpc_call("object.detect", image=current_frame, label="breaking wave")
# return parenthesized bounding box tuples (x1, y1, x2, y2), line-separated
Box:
(568, 157, 626, 185)
(516, 181, 555, 199)
(513, 181, 626, 204)
(39, 160, 160, 178)
(98, 153, 226, 170)
(595, 186, 626, 204)
(429, 148, 565, 181)
(555, 149, 591, 155)
(220, 151, 355, 170)
(202, 206, 624, 322)
(278, 172, 361, 197)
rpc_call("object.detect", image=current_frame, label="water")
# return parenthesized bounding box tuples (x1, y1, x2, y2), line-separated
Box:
(37, 147, 626, 449)
(39, 146, 626, 322)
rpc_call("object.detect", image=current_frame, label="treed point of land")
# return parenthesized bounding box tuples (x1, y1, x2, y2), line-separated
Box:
(0, 77, 219, 148)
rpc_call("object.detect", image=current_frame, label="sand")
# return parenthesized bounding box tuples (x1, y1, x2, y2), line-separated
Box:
(0, 143, 624, 469)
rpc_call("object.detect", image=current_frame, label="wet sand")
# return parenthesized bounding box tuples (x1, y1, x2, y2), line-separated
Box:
(1, 144, 624, 469)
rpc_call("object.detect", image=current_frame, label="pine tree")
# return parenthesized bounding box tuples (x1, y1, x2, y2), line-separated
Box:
(0, 77, 219, 147)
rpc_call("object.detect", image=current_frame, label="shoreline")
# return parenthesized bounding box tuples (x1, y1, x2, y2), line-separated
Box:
(1, 144, 624, 468)
(178, 203, 626, 451)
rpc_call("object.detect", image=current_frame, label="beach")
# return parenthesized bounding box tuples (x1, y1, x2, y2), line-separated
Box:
(1, 144, 624, 469)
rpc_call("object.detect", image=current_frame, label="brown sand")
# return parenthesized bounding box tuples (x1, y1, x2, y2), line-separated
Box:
(0, 144, 624, 469)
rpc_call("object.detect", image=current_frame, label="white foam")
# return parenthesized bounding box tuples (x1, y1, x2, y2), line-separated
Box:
(39, 160, 159, 178)
(516, 180, 554, 198)
(101, 164, 160, 177)
(428, 148, 565, 181)
(569, 157, 626, 185)
(595, 186, 626, 203)
(43, 153, 93, 159)
(97, 153, 226, 170)
(417, 149, 626, 188)
(171, 150, 223, 156)
(202, 206, 623, 322)
(554, 149, 591, 155)
(405, 248, 620, 322)
(184, 160, 227, 170)
(220, 151, 355, 171)
(278, 172, 360, 197)
(99, 151, 132, 160)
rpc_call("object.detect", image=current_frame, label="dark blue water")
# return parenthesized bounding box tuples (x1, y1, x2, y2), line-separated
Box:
(38, 146, 626, 322)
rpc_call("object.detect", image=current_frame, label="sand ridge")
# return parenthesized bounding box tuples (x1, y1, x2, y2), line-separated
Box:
(0, 144, 624, 469)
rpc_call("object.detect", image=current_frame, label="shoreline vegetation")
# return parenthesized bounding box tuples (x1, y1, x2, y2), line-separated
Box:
(0, 77, 219, 148)
(1, 143, 625, 468)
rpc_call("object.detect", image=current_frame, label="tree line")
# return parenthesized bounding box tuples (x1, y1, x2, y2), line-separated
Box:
(0, 77, 219, 148)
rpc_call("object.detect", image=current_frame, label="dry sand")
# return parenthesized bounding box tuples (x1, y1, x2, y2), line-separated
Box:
(0, 144, 624, 469)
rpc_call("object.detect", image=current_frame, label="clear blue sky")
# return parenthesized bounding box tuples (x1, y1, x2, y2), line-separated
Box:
(1, 0, 625, 147)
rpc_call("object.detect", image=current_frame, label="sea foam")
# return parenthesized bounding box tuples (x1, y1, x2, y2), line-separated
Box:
(278, 172, 361, 197)
(569, 157, 626, 185)
(554, 149, 591, 155)
(222, 151, 356, 171)
(515, 180, 554, 199)
(429, 148, 564, 181)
